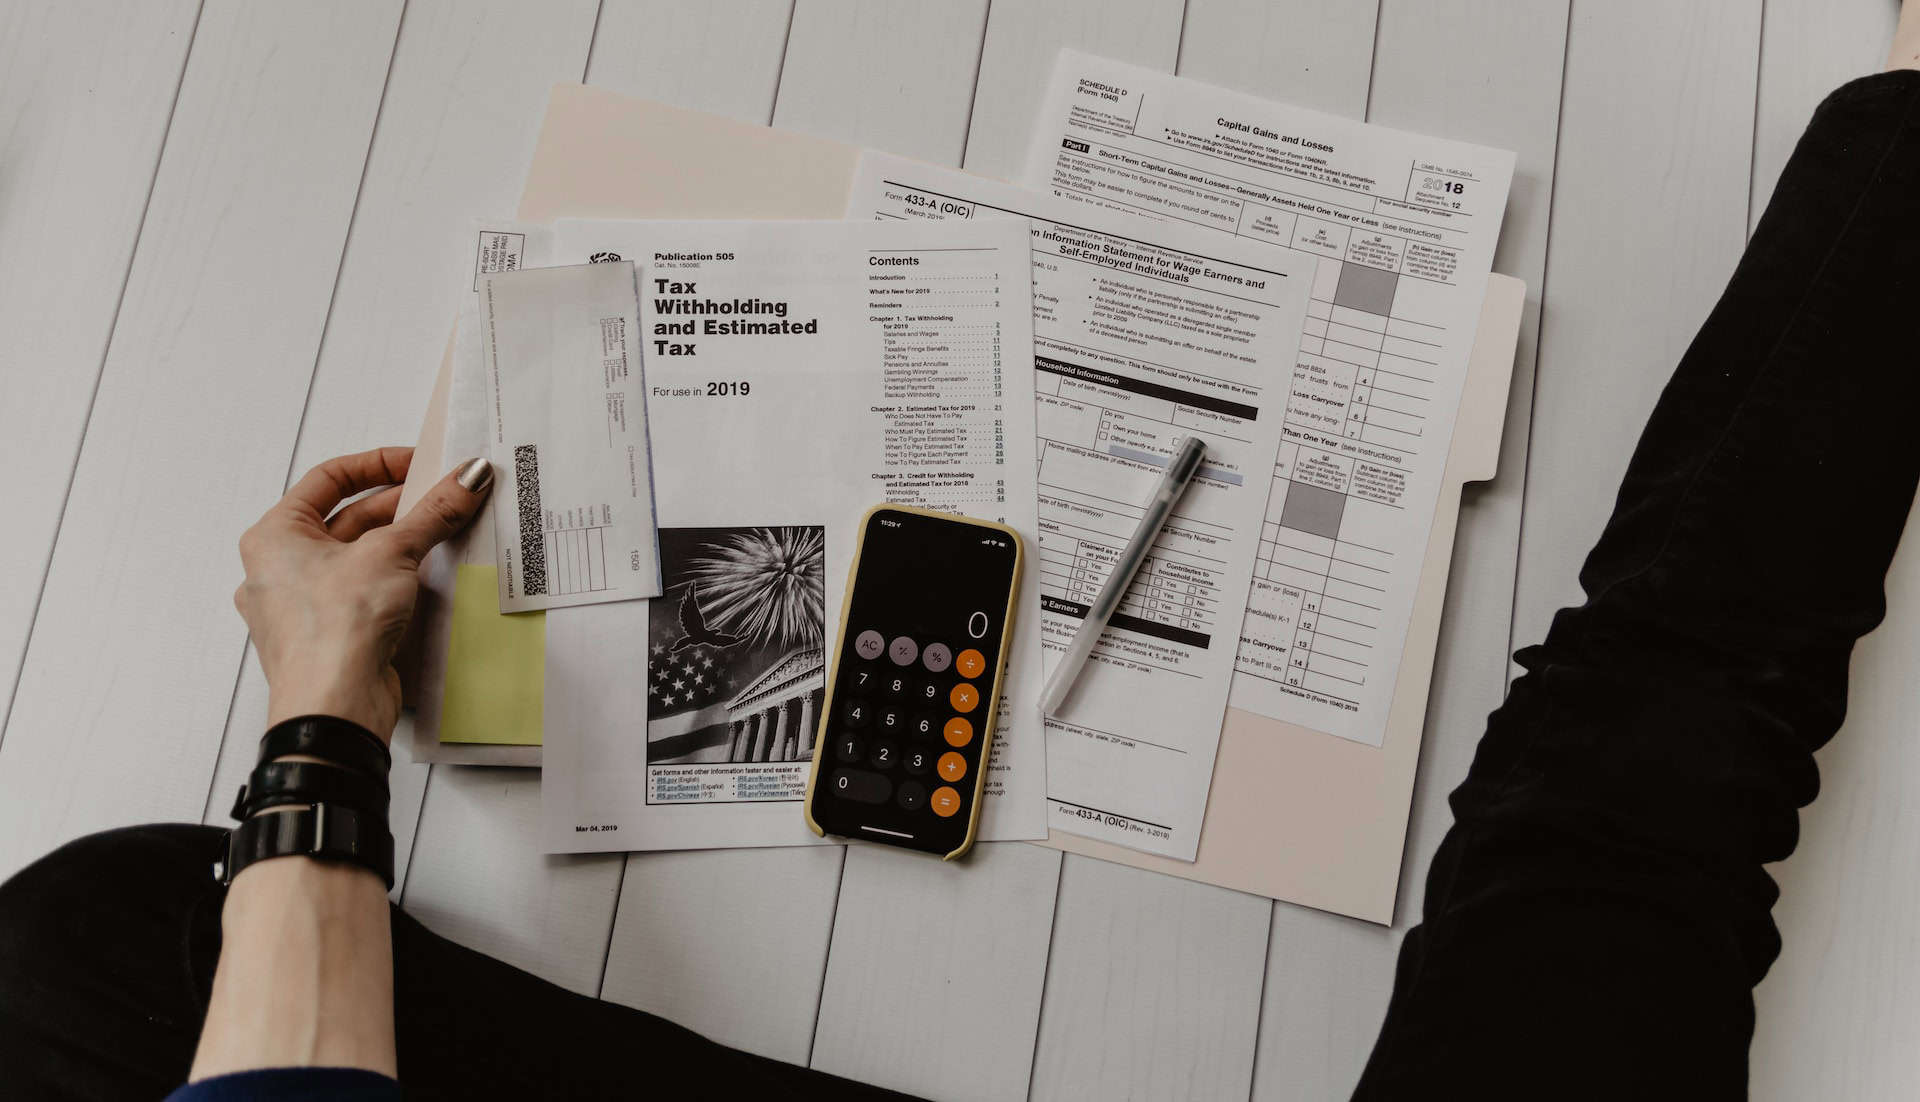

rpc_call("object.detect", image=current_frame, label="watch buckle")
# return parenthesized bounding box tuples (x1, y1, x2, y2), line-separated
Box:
(217, 827, 238, 885)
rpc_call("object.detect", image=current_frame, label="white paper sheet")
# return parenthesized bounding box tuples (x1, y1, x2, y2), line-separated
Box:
(1022, 50, 1515, 748)
(537, 217, 1046, 852)
(849, 156, 1314, 860)
(481, 262, 663, 612)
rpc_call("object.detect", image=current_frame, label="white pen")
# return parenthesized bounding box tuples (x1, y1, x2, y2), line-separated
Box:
(1041, 435, 1208, 716)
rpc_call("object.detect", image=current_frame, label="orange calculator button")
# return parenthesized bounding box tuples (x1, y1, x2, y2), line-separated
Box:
(930, 786, 962, 817)
(943, 716, 973, 747)
(949, 683, 979, 712)
(937, 751, 968, 782)
(955, 649, 987, 678)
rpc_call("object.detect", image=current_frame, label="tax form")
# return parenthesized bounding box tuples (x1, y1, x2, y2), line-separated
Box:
(537, 217, 1048, 852)
(1023, 51, 1515, 747)
(850, 155, 1314, 860)
(481, 262, 662, 612)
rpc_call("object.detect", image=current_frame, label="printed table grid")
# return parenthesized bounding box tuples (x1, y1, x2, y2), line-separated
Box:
(542, 523, 609, 597)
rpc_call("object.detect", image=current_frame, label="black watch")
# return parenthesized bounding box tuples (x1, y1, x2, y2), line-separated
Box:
(218, 803, 395, 889)
(231, 758, 389, 821)
(257, 714, 391, 778)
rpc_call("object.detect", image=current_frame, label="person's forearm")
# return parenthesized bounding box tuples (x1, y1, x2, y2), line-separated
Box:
(189, 851, 396, 1080)
(1892, 2, 1920, 71)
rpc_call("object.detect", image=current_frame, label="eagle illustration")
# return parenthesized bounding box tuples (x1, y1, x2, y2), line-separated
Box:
(669, 586, 744, 653)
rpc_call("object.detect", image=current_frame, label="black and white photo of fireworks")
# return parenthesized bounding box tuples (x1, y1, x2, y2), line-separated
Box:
(645, 526, 828, 767)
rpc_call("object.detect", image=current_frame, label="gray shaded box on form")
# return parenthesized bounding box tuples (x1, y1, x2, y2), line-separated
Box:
(1278, 480, 1347, 541)
(1333, 263, 1399, 316)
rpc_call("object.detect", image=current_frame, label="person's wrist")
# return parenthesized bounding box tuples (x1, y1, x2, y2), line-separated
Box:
(225, 842, 389, 894)
(267, 700, 393, 743)
(267, 668, 395, 743)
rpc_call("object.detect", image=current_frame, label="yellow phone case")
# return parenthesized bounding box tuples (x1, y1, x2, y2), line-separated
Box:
(802, 504, 1023, 860)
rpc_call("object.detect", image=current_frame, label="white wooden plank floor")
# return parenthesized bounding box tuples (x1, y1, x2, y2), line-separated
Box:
(4, 2, 1917, 1098)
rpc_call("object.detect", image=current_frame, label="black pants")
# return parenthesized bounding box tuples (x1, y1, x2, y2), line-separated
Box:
(5, 72, 1920, 1101)
(0, 821, 917, 1101)
(1356, 70, 1920, 1097)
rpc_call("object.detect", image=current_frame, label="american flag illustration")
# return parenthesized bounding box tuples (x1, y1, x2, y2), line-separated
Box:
(646, 526, 825, 765)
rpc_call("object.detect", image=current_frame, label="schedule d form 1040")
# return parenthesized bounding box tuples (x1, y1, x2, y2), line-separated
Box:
(1026, 50, 1516, 748)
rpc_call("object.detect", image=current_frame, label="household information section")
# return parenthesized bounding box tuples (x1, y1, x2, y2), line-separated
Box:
(1025, 51, 1514, 747)
(538, 217, 1047, 852)
(851, 155, 1314, 860)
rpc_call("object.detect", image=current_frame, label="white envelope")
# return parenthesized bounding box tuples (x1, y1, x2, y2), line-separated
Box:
(480, 261, 662, 612)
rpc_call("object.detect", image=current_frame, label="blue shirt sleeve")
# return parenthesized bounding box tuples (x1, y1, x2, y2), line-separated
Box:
(165, 1067, 401, 1101)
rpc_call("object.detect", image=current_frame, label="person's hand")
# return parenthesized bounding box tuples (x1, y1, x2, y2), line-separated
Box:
(235, 447, 493, 742)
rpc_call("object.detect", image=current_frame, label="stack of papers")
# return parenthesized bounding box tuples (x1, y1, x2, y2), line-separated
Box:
(1023, 56, 1513, 753)
(399, 49, 1515, 905)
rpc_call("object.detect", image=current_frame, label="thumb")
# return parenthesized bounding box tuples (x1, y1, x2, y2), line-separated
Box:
(388, 457, 493, 562)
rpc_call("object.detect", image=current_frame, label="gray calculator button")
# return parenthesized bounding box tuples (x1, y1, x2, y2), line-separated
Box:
(896, 781, 927, 811)
(921, 643, 952, 673)
(831, 769, 892, 804)
(854, 630, 885, 660)
(888, 636, 919, 666)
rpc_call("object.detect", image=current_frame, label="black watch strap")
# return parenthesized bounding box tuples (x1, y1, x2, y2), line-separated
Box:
(220, 803, 394, 889)
(232, 759, 388, 821)
(257, 715, 391, 779)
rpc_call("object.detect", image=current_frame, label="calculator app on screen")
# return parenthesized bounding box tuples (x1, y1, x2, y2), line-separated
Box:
(805, 506, 1021, 858)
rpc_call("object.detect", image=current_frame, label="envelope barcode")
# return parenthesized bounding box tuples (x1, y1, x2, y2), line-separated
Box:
(513, 444, 547, 596)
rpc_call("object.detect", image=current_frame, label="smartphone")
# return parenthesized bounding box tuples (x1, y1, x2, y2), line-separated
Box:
(804, 505, 1022, 859)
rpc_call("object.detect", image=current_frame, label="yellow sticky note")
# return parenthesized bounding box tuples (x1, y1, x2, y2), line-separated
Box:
(441, 564, 545, 745)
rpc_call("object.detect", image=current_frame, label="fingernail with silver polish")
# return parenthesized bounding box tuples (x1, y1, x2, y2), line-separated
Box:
(454, 457, 493, 493)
